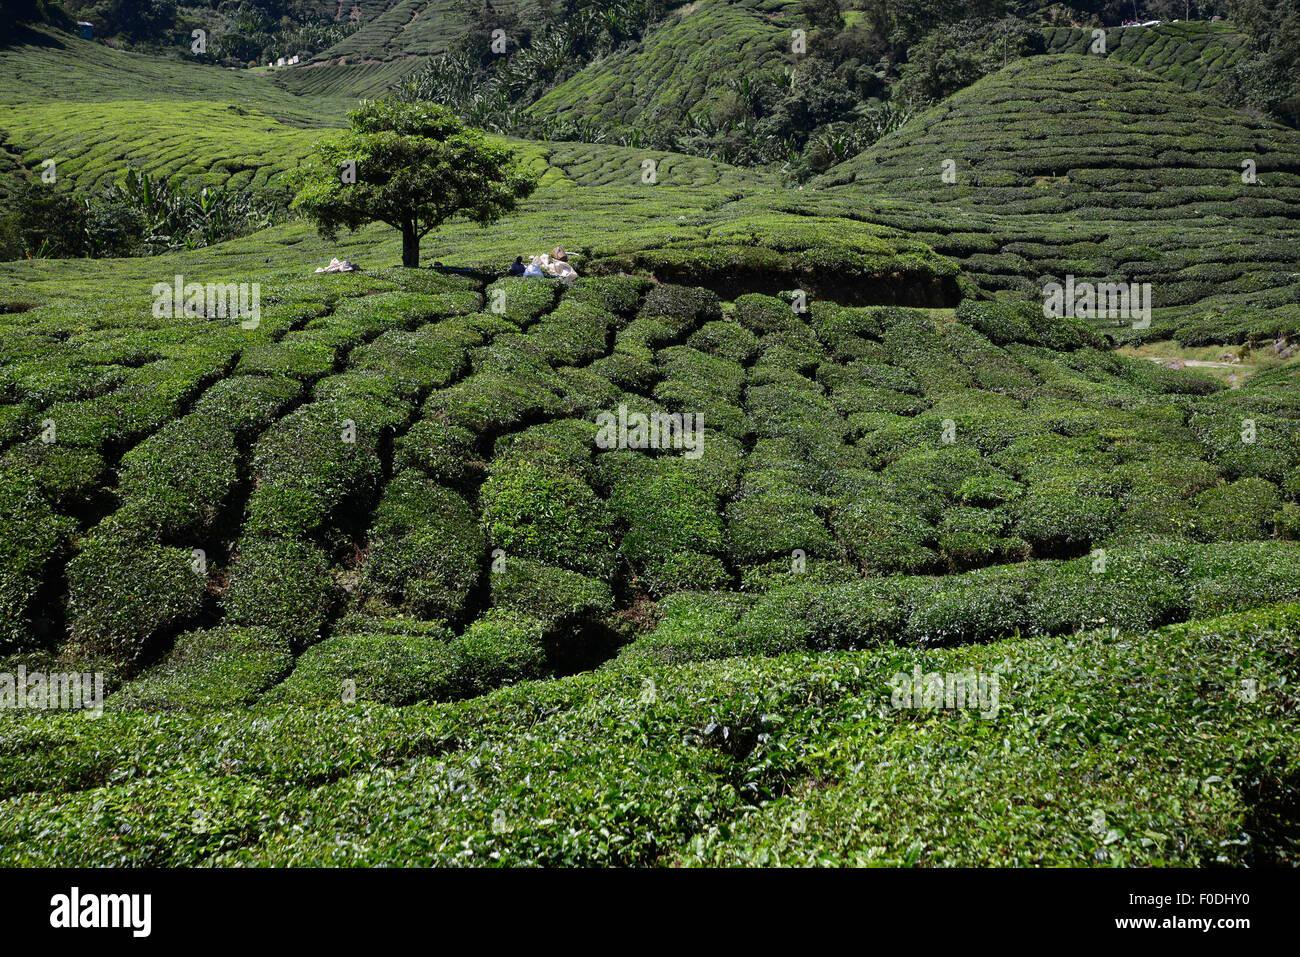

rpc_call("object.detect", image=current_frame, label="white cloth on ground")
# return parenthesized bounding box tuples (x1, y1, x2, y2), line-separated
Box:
(315, 258, 359, 273)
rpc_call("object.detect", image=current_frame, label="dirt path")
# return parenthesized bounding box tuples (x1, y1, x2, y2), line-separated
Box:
(1142, 357, 1240, 369)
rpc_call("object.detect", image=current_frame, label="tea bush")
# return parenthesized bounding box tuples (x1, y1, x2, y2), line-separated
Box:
(245, 399, 389, 539)
(1194, 478, 1282, 541)
(361, 471, 484, 623)
(111, 416, 239, 540)
(108, 626, 293, 711)
(222, 536, 336, 650)
(479, 459, 615, 578)
(490, 558, 614, 631)
(394, 420, 482, 489)
(0, 473, 74, 651)
(65, 532, 206, 669)
(263, 627, 459, 707)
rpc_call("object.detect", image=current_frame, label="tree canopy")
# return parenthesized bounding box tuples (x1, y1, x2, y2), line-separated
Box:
(291, 100, 538, 268)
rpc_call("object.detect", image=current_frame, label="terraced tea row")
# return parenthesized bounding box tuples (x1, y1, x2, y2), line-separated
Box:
(1042, 20, 1250, 93)
(0, 94, 767, 205)
(539, 140, 781, 190)
(812, 55, 1300, 345)
(1, 101, 322, 196)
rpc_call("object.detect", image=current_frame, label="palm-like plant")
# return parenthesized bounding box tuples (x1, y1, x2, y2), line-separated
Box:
(108, 169, 266, 252)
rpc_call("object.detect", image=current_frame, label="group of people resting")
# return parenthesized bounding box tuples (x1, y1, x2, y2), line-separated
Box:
(509, 246, 578, 282)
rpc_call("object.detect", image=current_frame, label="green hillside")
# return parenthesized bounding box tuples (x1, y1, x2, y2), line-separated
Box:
(303, 0, 518, 63)
(528, 0, 802, 130)
(1042, 20, 1251, 93)
(1, 101, 321, 195)
(0, 26, 355, 126)
(0, 90, 773, 203)
(272, 55, 430, 98)
(271, 0, 535, 98)
(813, 55, 1300, 345)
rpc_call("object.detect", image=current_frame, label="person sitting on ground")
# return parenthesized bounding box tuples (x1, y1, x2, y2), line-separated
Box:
(508, 256, 526, 276)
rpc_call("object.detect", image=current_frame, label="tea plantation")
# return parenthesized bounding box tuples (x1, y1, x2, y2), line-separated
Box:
(527, 0, 803, 131)
(812, 55, 1300, 346)
(0, 26, 354, 126)
(1, 6, 1298, 868)
(1041, 20, 1251, 93)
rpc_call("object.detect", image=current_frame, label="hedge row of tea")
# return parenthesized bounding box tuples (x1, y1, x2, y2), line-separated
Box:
(1041, 21, 1250, 93)
(621, 539, 1300, 668)
(539, 140, 781, 190)
(811, 55, 1300, 345)
(1, 601, 1296, 865)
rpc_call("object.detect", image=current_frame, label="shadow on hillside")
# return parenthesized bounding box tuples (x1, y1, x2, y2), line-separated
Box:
(588, 259, 963, 308)
(684, 269, 963, 308)
(544, 618, 628, 678)
(0, 24, 68, 50)
(1236, 758, 1300, 867)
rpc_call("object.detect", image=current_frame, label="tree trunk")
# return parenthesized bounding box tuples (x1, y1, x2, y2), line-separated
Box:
(401, 227, 419, 268)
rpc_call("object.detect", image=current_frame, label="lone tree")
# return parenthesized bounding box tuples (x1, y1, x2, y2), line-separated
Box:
(292, 100, 538, 268)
